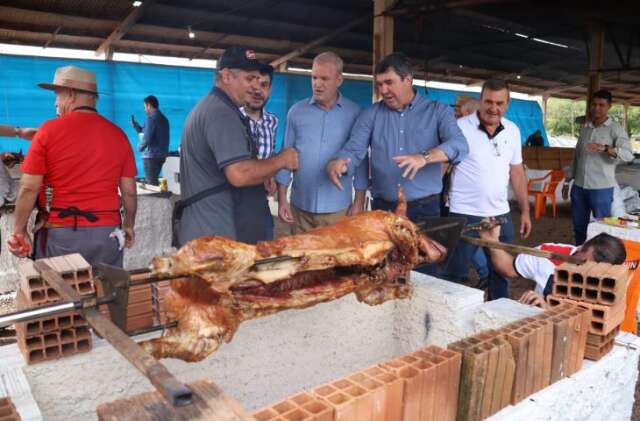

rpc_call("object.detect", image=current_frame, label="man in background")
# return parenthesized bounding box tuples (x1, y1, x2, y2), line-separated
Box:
(8, 65, 137, 266)
(131, 95, 170, 186)
(327, 52, 468, 222)
(177, 46, 298, 246)
(563, 90, 633, 245)
(277, 52, 367, 233)
(525, 129, 544, 147)
(242, 64, 279, 240)
(445, 79, 531, 300)
(479, 221, 625, 308)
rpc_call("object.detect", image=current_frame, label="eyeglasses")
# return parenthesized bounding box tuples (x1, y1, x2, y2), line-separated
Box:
(491, 138, 501, 156)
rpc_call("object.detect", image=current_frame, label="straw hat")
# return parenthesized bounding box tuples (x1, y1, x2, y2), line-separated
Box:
(38, 65, 98, 94)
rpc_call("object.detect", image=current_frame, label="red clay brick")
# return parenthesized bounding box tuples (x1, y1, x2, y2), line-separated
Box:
(585, 336, 615, 361)
(324, 392, 356, 421)
(373, 371, 404, 421)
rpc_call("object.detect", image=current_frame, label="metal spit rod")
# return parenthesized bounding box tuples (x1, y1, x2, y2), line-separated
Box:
(0, 293, 116, 329)
(0, 301, 76, 328)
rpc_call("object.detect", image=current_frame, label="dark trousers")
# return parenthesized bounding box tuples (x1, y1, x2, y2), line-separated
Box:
(34, 226, 123, 267)
(442, 211, 515, 300)
(570, 185, 613, 245)
(264, 201, 274, 241)
(143, 157, 166, 186)
(372, 195, 440, 275)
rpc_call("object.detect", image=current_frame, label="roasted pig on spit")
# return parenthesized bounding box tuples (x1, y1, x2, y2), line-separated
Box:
(140, 191, 447, 362)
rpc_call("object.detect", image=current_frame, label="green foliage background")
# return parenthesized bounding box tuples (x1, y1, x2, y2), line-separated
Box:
(546, 98, 640, 137)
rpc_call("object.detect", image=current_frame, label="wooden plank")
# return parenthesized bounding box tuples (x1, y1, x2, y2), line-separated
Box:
(372, 0, 394, 99)
(586, 21, 605, 119)
(462, 237, 585, 264)
(97, 379, 252, 421)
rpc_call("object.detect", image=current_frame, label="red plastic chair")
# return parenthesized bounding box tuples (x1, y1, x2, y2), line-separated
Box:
(527, 170, 565, 219)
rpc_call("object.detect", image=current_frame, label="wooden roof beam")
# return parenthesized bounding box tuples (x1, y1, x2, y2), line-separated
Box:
(270, 13, 371, 68)
(44, 26, 62, 49)
(96, 0, 155, 58)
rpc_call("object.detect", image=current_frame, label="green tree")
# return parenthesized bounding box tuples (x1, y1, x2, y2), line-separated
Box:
(545, 99, 640, 138)
(546, 98, 586, 137)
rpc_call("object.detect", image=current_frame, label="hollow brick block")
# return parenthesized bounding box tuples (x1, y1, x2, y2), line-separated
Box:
(547, 295, 624, 335)
(373, 368, 404, 421)
(584, 335, 615, 361)
(587, 326, 620, 347)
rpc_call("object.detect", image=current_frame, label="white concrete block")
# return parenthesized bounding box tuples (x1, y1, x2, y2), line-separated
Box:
(473, 297, 543, 332)
(7, 272, 638, 421)
(0, 194, 172, 293)
(0, 346, 43, 421)
(20, 293, 400, 420)
(0, 212, 35, 293)
(393, 272, 484, 353)
(123, 194, 173, 270)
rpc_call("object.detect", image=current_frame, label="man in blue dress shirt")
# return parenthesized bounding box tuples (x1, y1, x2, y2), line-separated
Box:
(276, 52, 368, 233)
(327, 52, 468, 222)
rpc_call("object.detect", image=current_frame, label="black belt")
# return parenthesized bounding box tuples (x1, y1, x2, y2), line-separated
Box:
(376, 194, 439, 209)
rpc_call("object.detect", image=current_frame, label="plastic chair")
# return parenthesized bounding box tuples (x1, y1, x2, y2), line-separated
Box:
(527, 169, 565, 219)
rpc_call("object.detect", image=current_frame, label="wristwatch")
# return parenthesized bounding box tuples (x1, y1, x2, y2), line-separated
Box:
(421, 149, 432, 165)
(14, 127, 19, 137)
(604, 145, 610, 153)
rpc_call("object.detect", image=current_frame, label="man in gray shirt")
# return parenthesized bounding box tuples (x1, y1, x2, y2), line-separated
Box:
(177, 46, 298, 246)
(562, 89, 633, 244)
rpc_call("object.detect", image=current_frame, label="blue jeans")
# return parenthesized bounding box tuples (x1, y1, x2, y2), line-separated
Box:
(570, 185, 613, 245)
(442, 211, 515, 300)
(143, 157, 166, 186)
(372, 195, 440, 275)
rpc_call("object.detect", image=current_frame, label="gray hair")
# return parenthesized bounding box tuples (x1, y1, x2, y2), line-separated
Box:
(313, 52, 344, 75)
(461, 99, 480, 116)
(215, 68, 241, 85)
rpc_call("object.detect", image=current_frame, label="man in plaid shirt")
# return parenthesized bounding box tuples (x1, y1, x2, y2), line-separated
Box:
(242, 63, 279, 239)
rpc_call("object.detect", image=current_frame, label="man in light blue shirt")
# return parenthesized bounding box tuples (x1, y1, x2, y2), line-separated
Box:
(276, 52, 368, 233)
(327, 52, 468, 221)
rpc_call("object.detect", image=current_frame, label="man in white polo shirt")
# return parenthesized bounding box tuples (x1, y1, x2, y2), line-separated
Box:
(443, 79, 532, 300)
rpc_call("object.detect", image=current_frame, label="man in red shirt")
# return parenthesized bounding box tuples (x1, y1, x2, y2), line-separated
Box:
(479, 221, 626, 308)
(7, 65, 137, 267)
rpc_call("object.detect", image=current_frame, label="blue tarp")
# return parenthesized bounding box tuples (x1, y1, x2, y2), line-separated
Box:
(0, 54, 547, 174)
(424, 87, 548, 146)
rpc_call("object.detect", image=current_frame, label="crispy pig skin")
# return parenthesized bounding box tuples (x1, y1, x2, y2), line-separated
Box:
(141, 191, 446, 361)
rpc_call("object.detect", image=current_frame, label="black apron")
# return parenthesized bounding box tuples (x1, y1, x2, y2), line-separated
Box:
(174, 88, 267, 245)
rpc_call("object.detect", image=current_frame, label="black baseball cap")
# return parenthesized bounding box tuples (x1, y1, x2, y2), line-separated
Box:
(218, 46, 262, 71)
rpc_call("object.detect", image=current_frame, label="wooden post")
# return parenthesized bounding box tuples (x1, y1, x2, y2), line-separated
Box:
(542, 95, 549, 126)
(373, 0, 394, 100)
(586, 21, 604, 120)
(623, 102, 630, 134)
